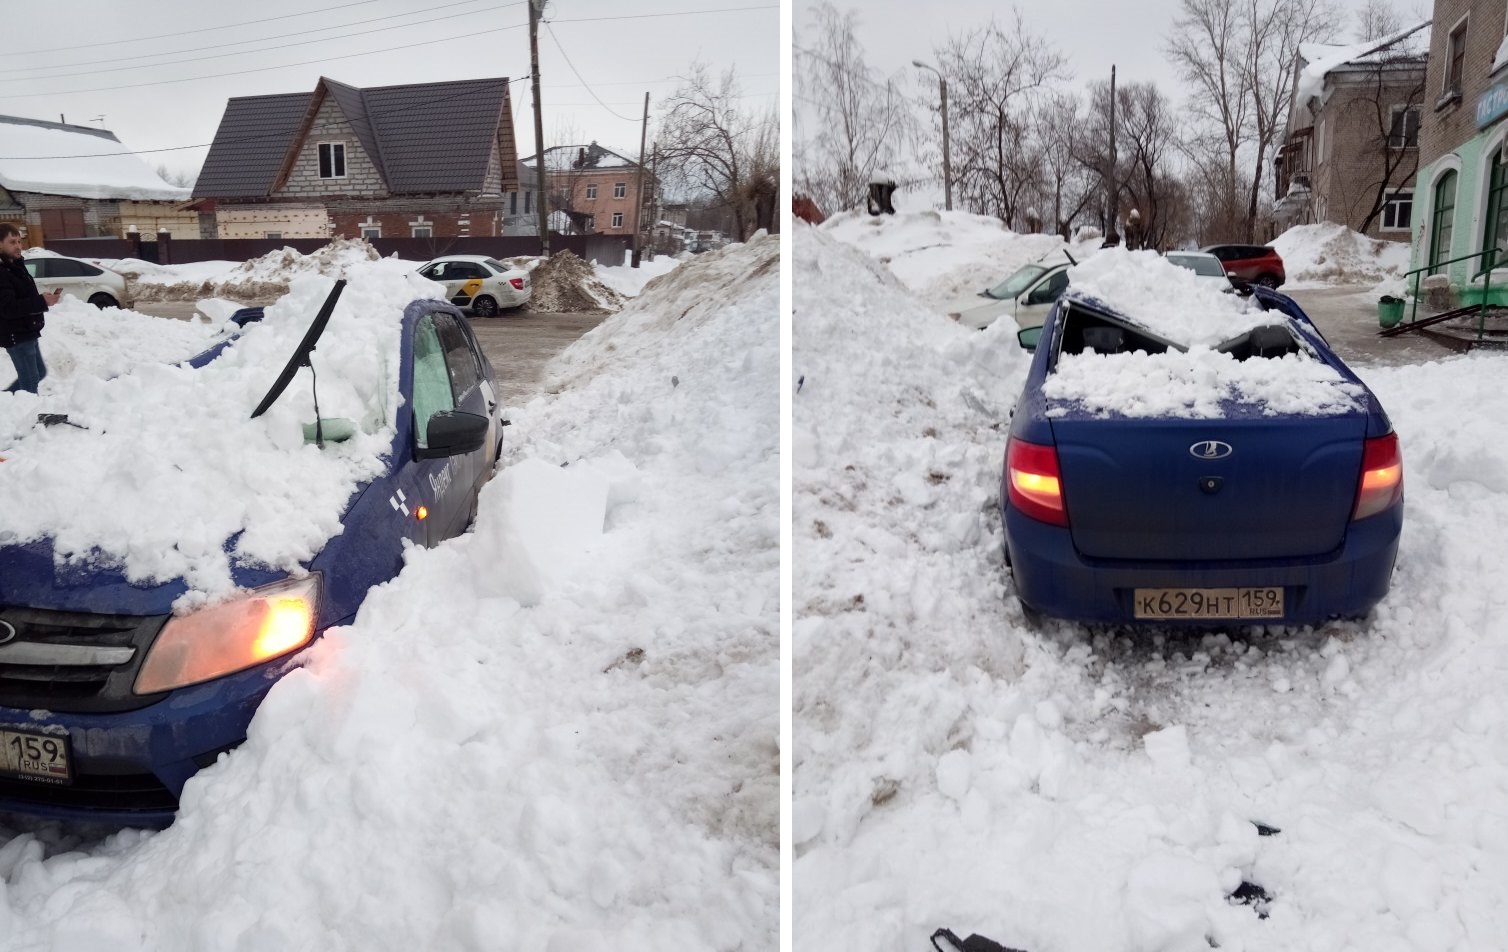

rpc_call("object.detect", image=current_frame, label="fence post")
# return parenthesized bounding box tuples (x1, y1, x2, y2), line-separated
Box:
(157, 230, 172, 266)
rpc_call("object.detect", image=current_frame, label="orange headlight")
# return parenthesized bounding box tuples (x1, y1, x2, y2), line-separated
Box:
(134, 575, 320, 695)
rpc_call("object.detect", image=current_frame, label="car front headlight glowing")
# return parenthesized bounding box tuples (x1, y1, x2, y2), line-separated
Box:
(134, 575, 321, 695)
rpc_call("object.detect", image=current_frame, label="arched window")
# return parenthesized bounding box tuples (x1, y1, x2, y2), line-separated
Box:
(1430, 169, 1457, 274)
(1486, 149, 1508, 270)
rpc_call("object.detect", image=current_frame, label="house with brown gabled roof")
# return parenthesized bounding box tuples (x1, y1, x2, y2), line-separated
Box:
(192, 76, 523, 240)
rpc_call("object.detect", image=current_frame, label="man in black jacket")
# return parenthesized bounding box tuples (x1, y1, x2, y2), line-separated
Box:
(0, 222, 61, 393)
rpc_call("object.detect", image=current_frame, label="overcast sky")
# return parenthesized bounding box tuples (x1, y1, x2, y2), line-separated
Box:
(1, 0, 779, 183)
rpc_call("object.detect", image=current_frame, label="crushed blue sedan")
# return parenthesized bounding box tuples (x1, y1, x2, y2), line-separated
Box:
(0, 279, 505, 825)
(1001, 265, 1402, 628)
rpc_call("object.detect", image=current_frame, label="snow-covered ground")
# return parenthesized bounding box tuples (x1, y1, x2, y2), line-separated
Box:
(594, 252, 683, 299)
(794, 219, 1508, 950)
(0, 236, 778, 951)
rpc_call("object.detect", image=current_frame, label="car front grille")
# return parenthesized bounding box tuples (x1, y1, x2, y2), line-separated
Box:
(0, 607, 170, 713)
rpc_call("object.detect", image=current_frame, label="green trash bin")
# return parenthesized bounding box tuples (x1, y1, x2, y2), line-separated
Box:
(1378, 296, 1405, 328)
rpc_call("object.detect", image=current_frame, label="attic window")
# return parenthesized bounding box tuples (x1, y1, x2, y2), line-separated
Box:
(319, 142, 347, 179)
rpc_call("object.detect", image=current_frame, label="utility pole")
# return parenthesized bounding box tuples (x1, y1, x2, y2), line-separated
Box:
(912, 60, 952, 212)
(529, 0, 550, 256)
(1105, 64, 1120, 247)
(632, 91, 650, 268)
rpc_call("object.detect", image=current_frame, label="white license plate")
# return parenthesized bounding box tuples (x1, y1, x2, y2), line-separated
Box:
(1133, 587, 1284, 620)
(0, 728, 71, 784)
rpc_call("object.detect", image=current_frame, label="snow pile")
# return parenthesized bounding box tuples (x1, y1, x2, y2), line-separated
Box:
(819, 208, 1094, 310)
(1271, 222, 1412, 287)
(1068, 247, 1270, 346)
(0, 226, 778, 952)
(796, 205, 1508, 949)
(528, 249, 624, 313)
(0, 263, 439, 598)
(593, 253, 683, 298)
(13, 296, 224, 384)
(1044, 348, 1366, 418)
(125, 238, 411, 304)
(0, 119, 189, 201)
(547, 233, 777, 393)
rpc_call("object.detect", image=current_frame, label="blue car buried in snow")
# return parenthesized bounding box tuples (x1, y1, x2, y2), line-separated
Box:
(1002, 286, 1403, 627)
(0, 284, 504, 826)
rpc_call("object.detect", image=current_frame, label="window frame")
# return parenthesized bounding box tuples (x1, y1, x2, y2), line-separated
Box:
(317, 142, 348, 180)
(613, 182, 627, 198)
(585, 183, 599, 200)
(1446, 16, 1468, 95)
(1429, 169, 1458, 274)
(1381, 189, 1414, 232)
(1388, 105, 1420, 149)
(611, 211, 624, 228)
(1484, 149, 1508, 269)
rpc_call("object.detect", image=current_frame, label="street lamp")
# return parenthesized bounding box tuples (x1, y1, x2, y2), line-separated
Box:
(913, 59, 952, 212)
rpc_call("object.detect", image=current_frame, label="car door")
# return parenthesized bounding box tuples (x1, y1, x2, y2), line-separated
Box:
(404, 311, 475, 545)
(432, 311, 498, 493)
(1014, 267, 1070, 328)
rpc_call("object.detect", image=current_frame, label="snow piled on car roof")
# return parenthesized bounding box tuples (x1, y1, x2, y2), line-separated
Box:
(0, 263, 439, 599)
(0, 226, 777, 952)
(1066, 247, 1272, 346)
(795, 211, 1508, 950)
(1044, 347, 1368, 418)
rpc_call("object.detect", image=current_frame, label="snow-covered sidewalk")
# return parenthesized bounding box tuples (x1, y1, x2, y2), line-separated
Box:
(0, 236, 778, 952)
(794, 223, 1508, 951)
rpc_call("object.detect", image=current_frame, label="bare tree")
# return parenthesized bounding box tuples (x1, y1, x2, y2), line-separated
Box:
(1166, 0, 1341, 241)
(936, 12, 1067, 227)
(658, 63, 780, 241)
(1079, 81, 1191, 249)
(153, 163, 197, 189)
(796, 3, 915, 214)
(1031, 92, 1099, 238)
(1355, 0, 1402, 41)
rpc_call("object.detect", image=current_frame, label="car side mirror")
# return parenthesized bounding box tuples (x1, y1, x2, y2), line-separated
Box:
(1018, 326, 1043, 352)
(416, 410, 489, 459)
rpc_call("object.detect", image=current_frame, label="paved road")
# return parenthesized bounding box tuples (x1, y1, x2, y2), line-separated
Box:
(1283, 285, 1451, 368)
(134, 300, 609, 407)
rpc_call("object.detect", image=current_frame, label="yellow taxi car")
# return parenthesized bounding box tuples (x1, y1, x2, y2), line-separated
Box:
(415, 255, 532, 317)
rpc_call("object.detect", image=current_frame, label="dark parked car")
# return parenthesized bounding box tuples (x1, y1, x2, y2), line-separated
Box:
(1003, 288, 1402, 627)
(0, 288, 504, 826)
(1202, 244, 1286, 288)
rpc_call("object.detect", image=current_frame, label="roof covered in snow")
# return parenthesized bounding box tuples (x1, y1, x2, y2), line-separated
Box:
(522, 141, 639, 172)
(194, 76, 518, 199)
(1294, 22, 1431, 108)
(0, 115, 191, 202)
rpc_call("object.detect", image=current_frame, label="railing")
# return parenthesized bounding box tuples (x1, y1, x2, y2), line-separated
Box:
(1398, 247, 1503, 341)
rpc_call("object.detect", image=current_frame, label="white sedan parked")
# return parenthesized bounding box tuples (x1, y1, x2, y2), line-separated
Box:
(416, 255, 531, 317)
(1164, 251, 1235, 291)
(23, 255, 131, 309)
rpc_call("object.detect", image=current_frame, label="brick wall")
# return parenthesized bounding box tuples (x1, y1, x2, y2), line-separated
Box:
(1421, 0, 1508, 168)
(273, 95, 389, 200)
(554, 168, 646, 236)
(1311, 68, 1423, 237)
(330, 209, 505, 239)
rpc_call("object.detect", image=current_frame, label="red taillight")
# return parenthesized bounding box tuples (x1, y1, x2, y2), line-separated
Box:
(1006, 438, 1068, 526)
(1353, 431, 1403, 521)
(510, 277, 525, 290)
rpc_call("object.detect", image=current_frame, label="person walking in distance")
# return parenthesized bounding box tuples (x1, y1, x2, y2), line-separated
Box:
(0, 222, 60, 394)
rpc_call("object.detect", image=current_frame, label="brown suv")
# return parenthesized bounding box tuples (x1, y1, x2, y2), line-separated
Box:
(1201, 244, 1286, 288)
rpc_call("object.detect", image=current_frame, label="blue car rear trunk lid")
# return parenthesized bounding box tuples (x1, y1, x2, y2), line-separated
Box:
(1050, 411, 1367, 561)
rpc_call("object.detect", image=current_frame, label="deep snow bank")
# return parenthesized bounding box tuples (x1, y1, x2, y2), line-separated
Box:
(0, 233, 779, 951)
(820, 209, 1096, 311)
(796, 209, 1508, 950)
(1271, 222, 1411, 286)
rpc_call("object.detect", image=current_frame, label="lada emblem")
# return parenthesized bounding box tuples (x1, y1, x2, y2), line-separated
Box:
(1189, 440, 1233, 460)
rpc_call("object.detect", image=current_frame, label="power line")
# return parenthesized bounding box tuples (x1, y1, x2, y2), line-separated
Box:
(0, 80, 528, 159)
(548, 5, 777, 25)
(1, 0, 512, 79)
(13, 0, 390, 57)
(544, 24, 638, 122)
(0, 23, 530, 100)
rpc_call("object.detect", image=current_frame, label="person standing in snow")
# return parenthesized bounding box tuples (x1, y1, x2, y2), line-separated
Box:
(0, 222, 60, 394)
